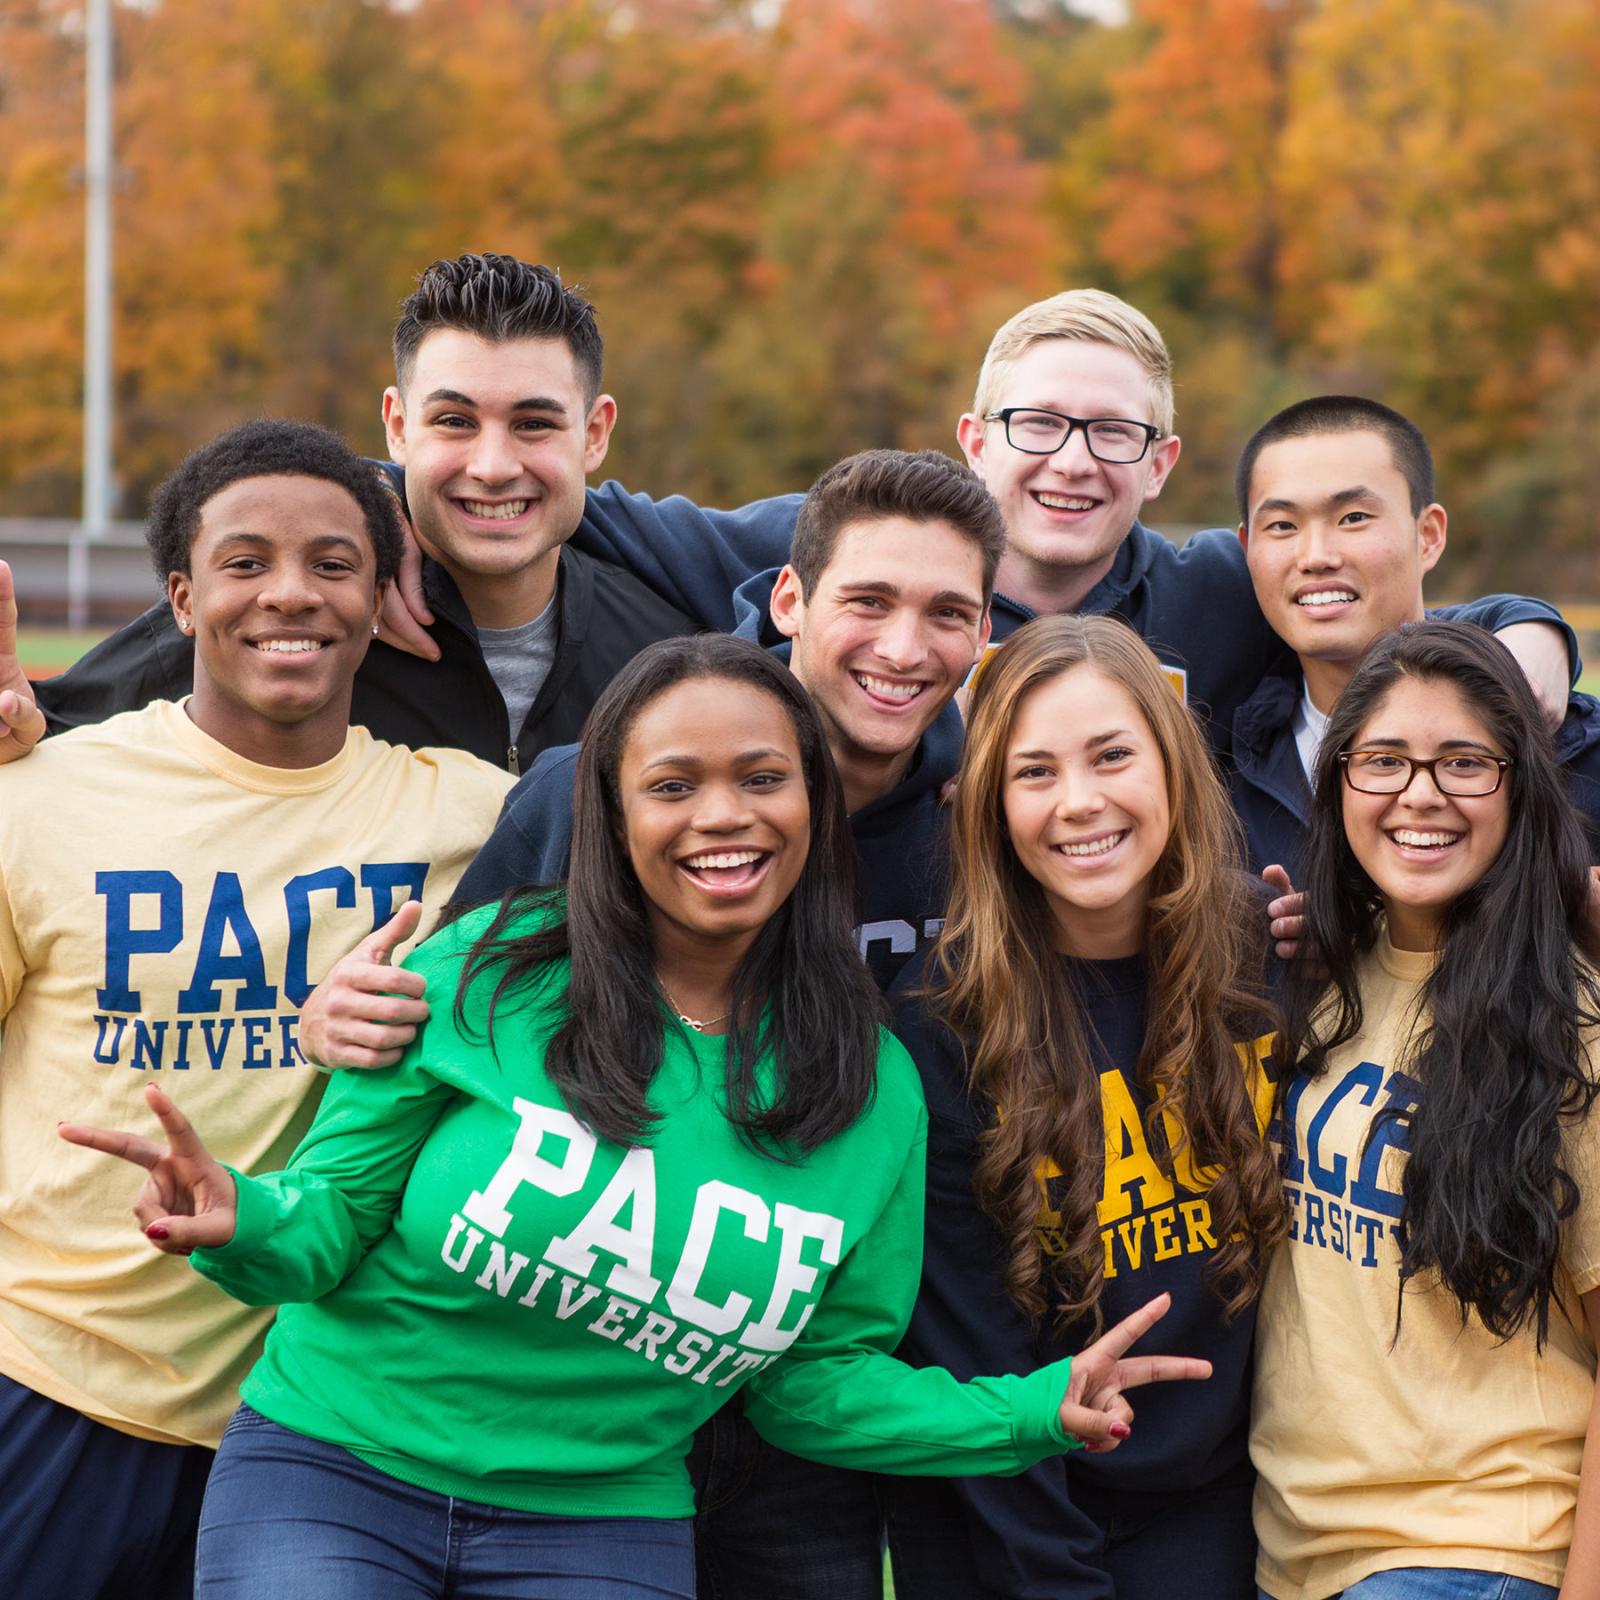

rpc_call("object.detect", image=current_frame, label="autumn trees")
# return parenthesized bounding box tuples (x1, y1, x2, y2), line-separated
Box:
(1, 0, 1595, 589)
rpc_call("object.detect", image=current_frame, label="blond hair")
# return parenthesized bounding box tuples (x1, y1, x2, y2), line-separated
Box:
(971, 289, 1174, 435)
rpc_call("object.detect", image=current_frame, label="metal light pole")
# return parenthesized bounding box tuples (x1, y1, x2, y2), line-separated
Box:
(72, 0, 114, 630)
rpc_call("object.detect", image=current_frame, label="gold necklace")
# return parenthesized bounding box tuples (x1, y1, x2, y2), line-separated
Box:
(659, 983, 730, 1033)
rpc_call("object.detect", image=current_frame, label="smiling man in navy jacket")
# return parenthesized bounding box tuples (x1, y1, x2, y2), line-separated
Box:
(1231, 394, 1600, 878)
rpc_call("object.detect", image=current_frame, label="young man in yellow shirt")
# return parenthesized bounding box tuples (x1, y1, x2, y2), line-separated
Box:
(0, 419, 511, 1598)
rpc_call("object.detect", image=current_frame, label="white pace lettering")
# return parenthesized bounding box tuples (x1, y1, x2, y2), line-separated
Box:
(666, 1181, 769, 1334)
(741, 1202, 845, 1352)
(462, 1100, 595, 1237)
(544, 1146, 662, 1302)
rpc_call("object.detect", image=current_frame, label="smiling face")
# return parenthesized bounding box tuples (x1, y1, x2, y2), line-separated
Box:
(168, 474, 383, 767)
(1001, 665, 1171, 958)
(618, 676, 813, 961)
(1241, 429, 1445, 695)
(381, 329, 617, 628)
(1340, 674, 1512, 951)
(957, 340, 1179, 606)
(770, 515, 990, 774)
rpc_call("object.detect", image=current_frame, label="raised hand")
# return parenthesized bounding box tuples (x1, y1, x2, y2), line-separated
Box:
(0, 561, 46, 762)
(1057, 1292, 1212, 1453)
(59, 1083, 238, 1256)
(298, 899, 431, 1070)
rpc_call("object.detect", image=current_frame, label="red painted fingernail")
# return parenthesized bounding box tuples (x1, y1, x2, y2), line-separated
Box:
(146, 1225, 169, 1242)
(1109, 1422, 1131, 1440)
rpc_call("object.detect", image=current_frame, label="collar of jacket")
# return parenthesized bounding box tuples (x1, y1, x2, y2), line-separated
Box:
(987, 519, 1162, 632)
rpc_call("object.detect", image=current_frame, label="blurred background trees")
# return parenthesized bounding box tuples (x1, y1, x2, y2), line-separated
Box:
(1, 0, 1595, 590)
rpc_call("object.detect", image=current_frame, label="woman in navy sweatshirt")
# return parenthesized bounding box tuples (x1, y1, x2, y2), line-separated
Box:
(885, 614, 1284, 1598)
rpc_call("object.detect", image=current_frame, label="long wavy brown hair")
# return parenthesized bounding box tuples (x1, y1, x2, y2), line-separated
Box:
(927, 615, 1285, 1330)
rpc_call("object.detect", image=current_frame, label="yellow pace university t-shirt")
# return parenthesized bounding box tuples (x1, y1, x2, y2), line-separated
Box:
(1252, 932, 1600, 1598)
(0, 701, 512, 1447)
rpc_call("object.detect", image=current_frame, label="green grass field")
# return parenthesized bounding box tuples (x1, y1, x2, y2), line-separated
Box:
(18, 626, 110, 676)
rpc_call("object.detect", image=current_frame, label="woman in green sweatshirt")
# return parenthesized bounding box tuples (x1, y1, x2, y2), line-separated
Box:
(65, 634, 1206, 1600)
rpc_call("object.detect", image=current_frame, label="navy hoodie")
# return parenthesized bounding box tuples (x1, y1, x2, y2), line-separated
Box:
(883, 948, 1275, 1597)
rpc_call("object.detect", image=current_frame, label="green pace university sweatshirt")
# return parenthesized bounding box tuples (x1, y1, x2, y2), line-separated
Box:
(192, 904, 1075, 1517)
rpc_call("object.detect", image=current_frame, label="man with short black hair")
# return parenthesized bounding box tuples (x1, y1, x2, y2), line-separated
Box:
(1232, 394, 1600, 875)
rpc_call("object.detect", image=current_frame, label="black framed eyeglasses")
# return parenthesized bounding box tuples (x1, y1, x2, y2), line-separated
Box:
(984, 407, 1163, 464)
(1338, 749, 1513, 797)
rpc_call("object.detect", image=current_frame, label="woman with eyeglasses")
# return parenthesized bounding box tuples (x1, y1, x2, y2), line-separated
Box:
(1252, 621, 1600, 1600)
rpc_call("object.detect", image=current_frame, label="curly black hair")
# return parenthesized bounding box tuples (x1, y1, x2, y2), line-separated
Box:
(145, 419, 404, 584)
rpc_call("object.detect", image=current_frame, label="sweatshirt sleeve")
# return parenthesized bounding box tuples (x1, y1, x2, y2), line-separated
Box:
(1431, 595, 1581, 682)
(572, 483, 802, 631)
(31, 604, 194, 734)
(190, 988, 458, 1306)
(453, 746, 579, 905)
(741, 1093, 1076, 1479)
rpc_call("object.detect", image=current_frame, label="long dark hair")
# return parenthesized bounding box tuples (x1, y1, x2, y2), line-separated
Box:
(931, 616, 1284, 1331)
(1289, 620, 1600, 1344)
(454, 634, 885, 1155)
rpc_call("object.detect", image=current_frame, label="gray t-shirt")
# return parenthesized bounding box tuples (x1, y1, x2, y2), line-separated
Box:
(477, 593, 559, 741)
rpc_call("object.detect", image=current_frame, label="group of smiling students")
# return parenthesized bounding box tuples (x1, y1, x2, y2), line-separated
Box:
(1, 391, 1598, 1597)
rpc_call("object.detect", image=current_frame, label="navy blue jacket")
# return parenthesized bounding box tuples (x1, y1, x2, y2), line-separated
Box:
(454, 689, 961, 991)
(884, 949, 1267, 1597)
(1229, 611, 1600, 879)
(576, 498, 1286, 752)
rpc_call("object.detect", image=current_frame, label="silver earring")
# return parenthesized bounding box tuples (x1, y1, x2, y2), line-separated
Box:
(372, 624, 380, 636)
(177, 619, 190, 634)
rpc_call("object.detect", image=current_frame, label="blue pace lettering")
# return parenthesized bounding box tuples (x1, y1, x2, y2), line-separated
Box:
(177, 873, 278, 1013)
(1350, 1069, 1419, 1218)
(1306, 1061, 1383, 1196)
(360, 863, 429, 928)
(283, 867, 357, 1005)
(96, 870, 183, 1010)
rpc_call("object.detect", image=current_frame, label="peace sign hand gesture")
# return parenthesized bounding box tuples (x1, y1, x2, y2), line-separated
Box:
(59, 1083, 238, 1256)
(1058, 1292, 1212, 1453)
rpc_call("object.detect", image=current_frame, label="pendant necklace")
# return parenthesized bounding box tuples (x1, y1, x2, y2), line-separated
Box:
(659, 983, 730, 1034)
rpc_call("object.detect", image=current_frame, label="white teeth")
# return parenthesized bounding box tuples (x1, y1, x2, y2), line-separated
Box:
(253, 639, 323, 653)
(1297, 590, 1357, 606)
(1058, 831, 1126, 857)
(854, 673, 924, 702)
(1035, 492, 1096, 511)
(1391, 830, 1460, 848)
(684, 850, 763, 870)
(461, 500, 530, 520)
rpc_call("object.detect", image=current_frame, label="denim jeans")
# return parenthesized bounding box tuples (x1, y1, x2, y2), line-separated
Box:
(1259, 1572, 1559, 1600)
(196, 1406, 696, 1599)
(688, 1402, 883, 1600)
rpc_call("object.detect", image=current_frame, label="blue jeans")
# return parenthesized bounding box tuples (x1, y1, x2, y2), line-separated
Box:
(687, 1402, 882, 1600)
(197, 1406, 695, 1598)
(1259, 1573, 1558, 1600)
